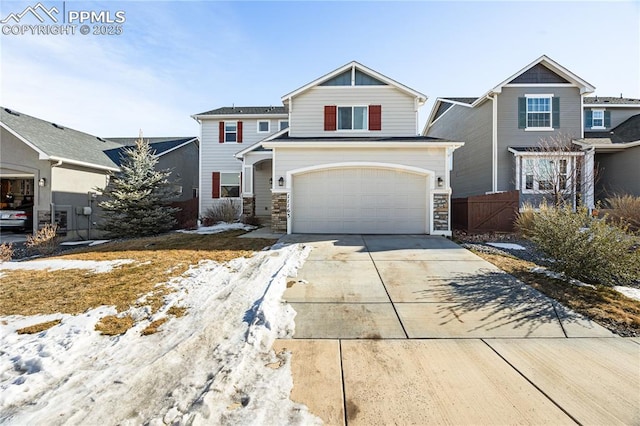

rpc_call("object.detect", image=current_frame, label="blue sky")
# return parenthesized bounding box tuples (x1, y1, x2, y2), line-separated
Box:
(1, 1, 639, 137)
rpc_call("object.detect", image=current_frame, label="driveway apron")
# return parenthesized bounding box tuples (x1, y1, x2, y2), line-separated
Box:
(276, 234, 638, 425)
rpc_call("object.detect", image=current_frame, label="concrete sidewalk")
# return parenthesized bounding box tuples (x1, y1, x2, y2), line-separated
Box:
(275, 234, 640, 425)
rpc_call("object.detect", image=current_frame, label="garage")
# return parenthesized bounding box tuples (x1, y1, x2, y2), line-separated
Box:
(291, 166, 429, 234)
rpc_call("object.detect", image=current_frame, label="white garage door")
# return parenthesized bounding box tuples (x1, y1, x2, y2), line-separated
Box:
(292, 167, 429, 234)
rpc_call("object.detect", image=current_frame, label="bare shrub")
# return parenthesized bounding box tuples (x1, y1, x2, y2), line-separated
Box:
(201, 199, 241, 225)
(526, 205, 639, 286)
(0, 242, 14, 261)
(25, 224, 59, 255)
(514, 202, 539, 238)
(606, 194, 640, 232)
(242, 215, 261, 226)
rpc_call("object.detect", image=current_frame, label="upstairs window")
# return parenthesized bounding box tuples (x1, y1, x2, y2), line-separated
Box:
(257, 120, 270, 133)
(518, 96, 560, 130)
(279, 120, 289, 131)
(585, 109, 610, 129)
(225, 122, 237, 142)
(338, 106, 367, 130)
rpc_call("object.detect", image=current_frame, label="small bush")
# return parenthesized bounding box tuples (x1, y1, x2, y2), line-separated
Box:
(0, 242, 14, 261)
(201, 199, 240, 225)
(242, 215, 261, 226)
(514, 202, 538, 238)
(25, 224, 59, 255)
(526, 205, 640, 286)
(606, 194, 640, 232)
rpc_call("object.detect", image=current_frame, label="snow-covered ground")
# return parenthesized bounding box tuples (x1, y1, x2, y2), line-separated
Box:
(0, 258, 134, 274)
(177, 222, 256, 235)
(0, 242, 321, 425)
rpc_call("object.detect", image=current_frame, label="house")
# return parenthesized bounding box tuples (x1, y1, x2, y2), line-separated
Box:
(106, 137, 200, 202)
(195, 62, 463, 235)
(424, 55, 597, 209)
(0, 107, 198, 237)
(576, 106, 640, 200)
(191, 106, 289, 220)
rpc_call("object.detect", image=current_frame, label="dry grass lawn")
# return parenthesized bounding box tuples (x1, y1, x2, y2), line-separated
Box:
(1, 230, 276, 334)
(473, 251, 640, 337)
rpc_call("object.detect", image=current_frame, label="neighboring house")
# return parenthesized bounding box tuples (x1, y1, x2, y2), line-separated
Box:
(575, 111, 640, 200)
(106, 137, 200, 202)
(191, 106, 288, 219)
(1, 107, 121, 238)
(424, 55, 597, 208)
(0, 107, 198, 238)
(195, 62, 463, 235)
(583, 97, 640, 132)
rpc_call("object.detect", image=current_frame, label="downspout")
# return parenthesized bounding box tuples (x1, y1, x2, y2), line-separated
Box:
(486, 94, 498, 193)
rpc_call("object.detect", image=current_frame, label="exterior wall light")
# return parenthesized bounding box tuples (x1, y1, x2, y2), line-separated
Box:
(278, 177, 284, 187)
(269, 177, 273, 185)
(437, 177, 444, 187)
(38, 177, 46, 187)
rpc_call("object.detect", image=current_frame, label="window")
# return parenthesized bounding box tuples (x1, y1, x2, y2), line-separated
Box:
(257, 120, 270, 133)
(337, 106, 367, 130)
(591, 110, 604, 128)
(522, 157, 569, 192)
(585, 109, 610, 129)
(279, 120, 289, 131)
(220, 173, 240, 197)
(225, 122, 237, 142)
(518, 96, 559, 130)
(527, 97, 551, 128)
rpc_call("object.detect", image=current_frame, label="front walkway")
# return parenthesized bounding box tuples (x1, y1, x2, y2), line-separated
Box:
(274, 235, 639, 425)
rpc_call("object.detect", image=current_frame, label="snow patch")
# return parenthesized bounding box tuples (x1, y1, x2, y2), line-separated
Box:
(487, 242, 526, 250)
(0, 259, 135, 273)
(0, 243, 320, 425)
(614, 286, 640, 302)
(177, 222, 256, 235)
(530, 267, 596, 288)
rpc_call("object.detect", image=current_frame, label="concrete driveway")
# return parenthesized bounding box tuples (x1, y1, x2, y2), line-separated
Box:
(274, 234, 640, 425)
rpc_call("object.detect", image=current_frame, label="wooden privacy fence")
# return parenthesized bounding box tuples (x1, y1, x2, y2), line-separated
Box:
(170, 197, 199, 229)
(452, 191, 519, 233)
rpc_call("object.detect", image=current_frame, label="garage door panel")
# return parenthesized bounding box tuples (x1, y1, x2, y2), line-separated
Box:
(292, 167, 429, 234)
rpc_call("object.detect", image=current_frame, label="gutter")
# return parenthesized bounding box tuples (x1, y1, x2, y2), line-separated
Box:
(486, 93, 498, 193)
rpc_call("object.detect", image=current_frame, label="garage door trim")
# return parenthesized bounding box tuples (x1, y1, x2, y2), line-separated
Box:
(286, 162, 435, 234)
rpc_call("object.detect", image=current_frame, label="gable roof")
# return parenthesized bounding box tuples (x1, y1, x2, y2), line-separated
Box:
(192, 106, 288, 118)
(104, 137, 198, 166)
(1, 107, 120, 171)
(582, 113, 640, 144)
(583, 97, 640, 106)
(281, 61, 427, 104)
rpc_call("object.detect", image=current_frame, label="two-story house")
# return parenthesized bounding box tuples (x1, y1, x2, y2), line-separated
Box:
(196, 62, 463, 235)
(424, 55, 596, 209)
(577, 97, 640, 199)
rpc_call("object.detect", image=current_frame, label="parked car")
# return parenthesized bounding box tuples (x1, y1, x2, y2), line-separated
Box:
(0, 207, 33, 232)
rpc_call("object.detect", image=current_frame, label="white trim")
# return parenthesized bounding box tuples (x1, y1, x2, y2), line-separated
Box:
(583, 103, 640, 108)
(524, 128, 554, 132)
(154, 137, 198, 158)
(234, 128, 289, 158)
(47, 156, 119, 172)
(223, 121, 237, 143)
(590, 108, 605, 129)
(505, 83, 574, 88)
(508, 148, 584, 156)
(423, 99, 468, 134)
(192, 113, 287, 121)
(336, 105, 368, 131)
(219, 170, 241, 198)
(524, 94, 554, 130)
(490, 94, 498, 192)
(572, 139, 640, 151)
(257, 120, 270, 134)
(281, 61, 427, 104)
(263, 141, 464, 149)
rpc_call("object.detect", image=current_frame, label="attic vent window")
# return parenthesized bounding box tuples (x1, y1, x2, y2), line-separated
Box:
(52, 123, 64, 130)
(4, 108, 20, 116)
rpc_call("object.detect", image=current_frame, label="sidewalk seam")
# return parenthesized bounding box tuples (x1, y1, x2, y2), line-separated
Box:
(339, 339, 348, 426)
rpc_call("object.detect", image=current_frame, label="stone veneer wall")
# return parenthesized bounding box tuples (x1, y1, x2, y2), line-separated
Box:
(242, 196, 255, 219)
(433, 193, 450, 232)
(271, 193, 287, 232)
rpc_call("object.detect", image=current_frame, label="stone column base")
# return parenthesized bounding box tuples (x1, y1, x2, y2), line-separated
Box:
(271, 193, 287, 233)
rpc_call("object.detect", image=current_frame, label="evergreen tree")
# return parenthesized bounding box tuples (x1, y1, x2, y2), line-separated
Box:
(97, 134, 180, 237)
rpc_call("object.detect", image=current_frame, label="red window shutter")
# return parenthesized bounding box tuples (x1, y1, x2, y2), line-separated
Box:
(219, 122, 224, 143)
(212, 172, 220, 198)
(237, 121, 243, 143)
(324, 106, 337, 131)
(369, 105, 382, 131)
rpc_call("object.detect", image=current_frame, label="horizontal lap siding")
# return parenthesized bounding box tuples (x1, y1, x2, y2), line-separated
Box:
(603, 108, 640, 129)
(290, 86, 417, 137)
(273, 147, 446, 178)
(427, 103, 493, 198)
(497, 87, 582, 192)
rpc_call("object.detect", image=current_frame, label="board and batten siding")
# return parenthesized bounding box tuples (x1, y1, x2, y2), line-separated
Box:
(289, 86, 417, 137)
(426, 102, 493, 198)
(200, 117, 283, 213)
(496, 86, 582, 193)
(272, 146, 447, 180)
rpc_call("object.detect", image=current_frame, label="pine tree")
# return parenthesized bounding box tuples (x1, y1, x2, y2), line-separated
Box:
(97, 134, 180, 237)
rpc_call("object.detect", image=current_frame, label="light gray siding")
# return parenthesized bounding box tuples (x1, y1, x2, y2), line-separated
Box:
(289, 86, 417, 137)
(253, 159, 272, 216)
(200, 117, 283, 213)
(426, 103, 493, 198)
(497, 86, 582, 192)
(273, 146, 446, 179)
(595, 146, 640, 200)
